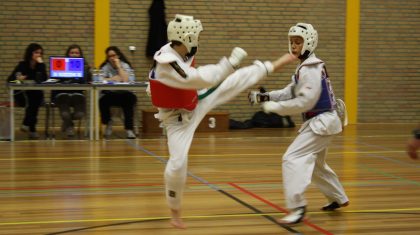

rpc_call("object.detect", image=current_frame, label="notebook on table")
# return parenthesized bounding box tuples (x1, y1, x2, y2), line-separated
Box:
(48, 56, 84, 83)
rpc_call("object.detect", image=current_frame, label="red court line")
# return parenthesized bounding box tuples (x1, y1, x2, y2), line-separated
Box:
(0, 177, 409, 191)
(229, 182, 334, 235)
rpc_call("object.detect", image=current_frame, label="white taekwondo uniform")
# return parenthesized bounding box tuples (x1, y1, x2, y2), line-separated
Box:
(266, 53, 348, 209)
(150, 43, 274, 210)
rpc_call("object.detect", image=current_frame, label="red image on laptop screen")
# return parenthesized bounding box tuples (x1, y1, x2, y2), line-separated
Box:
(52, 58, 66, 71)
(49, 56, 84, 79)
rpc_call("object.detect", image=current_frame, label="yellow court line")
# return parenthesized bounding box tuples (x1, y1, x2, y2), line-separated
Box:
(1, 207, 419, 226)
(0, 156, 161, 161)
(3, 134, 410, 144)
(193, 151, 406, 156)
(0, 150, 407, 161)
(337, 208, 420, 213)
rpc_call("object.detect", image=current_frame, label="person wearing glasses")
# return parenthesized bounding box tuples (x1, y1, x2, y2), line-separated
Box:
(99, 46, 137, 139)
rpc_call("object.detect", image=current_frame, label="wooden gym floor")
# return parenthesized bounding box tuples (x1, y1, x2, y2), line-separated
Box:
(0, 123, 419, 234)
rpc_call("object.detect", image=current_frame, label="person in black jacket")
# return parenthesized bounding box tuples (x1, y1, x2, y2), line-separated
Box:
(51, 44, 92, 137)
(7, 43, 47, 139)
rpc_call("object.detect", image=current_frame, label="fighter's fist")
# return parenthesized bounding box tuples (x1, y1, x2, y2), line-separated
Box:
(248, 91, 270, 105)
(262, 101, 279, 114)
(228, 47, 248, 68)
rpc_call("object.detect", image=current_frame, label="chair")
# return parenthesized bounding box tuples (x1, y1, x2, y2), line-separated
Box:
(44, 102, 88, 139)
(105, 105, 139, 138)
(44, 101, 55, 139)
(0, 102, 11, 141)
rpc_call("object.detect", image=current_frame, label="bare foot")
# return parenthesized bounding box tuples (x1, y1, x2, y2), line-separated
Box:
(170, 209, 186, 229)
(272, 53, 298, 72)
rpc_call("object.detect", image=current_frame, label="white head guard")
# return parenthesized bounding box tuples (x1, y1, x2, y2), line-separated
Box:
(167, 14, 203, 53)
(288, 23, 318, 58)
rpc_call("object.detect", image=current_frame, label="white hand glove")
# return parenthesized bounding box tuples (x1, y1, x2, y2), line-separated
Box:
(336, 99, 348, 127)
(248, 91, 270, 105)
(262, 101, 279, 114)
(228, 47, 248, 68)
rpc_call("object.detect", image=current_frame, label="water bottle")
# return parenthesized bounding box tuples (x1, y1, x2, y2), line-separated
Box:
(128, 68, 136, 82)
(98, 69, 105, 82)
(91, 68, 99, 83)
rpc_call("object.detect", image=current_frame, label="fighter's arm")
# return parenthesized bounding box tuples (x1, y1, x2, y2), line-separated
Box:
(268, 83, 295, 101)
(187, 57, 236, 88)
(248, 53, 298, 104)
(155, 58, 233, 90)
(156, 48, 247, 90)
(263, 66, 322, 116)
(264, 52, 303, 101)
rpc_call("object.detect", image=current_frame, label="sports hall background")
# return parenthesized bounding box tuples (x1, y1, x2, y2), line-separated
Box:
(0, 0, 418, 127)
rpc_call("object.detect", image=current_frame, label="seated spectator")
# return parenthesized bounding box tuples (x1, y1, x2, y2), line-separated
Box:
(7, 43, 47, 139)
(51, 44, 92, 137)
(99, 46, 137, 139)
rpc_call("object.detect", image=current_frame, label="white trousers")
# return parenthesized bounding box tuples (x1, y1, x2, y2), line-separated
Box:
(282, 125, 348, 209)
(162, 62, 268, 210)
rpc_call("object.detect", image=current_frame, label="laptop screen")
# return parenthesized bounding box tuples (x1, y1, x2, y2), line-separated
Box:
(49, 56, 84, 79)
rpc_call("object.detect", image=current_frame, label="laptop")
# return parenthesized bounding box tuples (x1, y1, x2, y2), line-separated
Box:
(49, 56, 84, 83)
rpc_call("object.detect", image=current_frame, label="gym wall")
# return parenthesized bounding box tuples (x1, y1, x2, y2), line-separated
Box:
(0, 0, 418, 125)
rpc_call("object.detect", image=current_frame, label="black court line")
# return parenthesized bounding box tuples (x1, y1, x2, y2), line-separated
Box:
(217, 188, 301, 234)
(47, 140, 301, 234)
(126, 140, 302, 234)
(45, 219, 167, 235)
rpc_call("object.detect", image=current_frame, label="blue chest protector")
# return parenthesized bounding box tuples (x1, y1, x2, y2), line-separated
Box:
(294, 65, 337, 120)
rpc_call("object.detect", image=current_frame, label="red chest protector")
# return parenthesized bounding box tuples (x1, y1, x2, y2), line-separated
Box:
(149, 58, 198, 111)
(149, 79, 198, 111)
